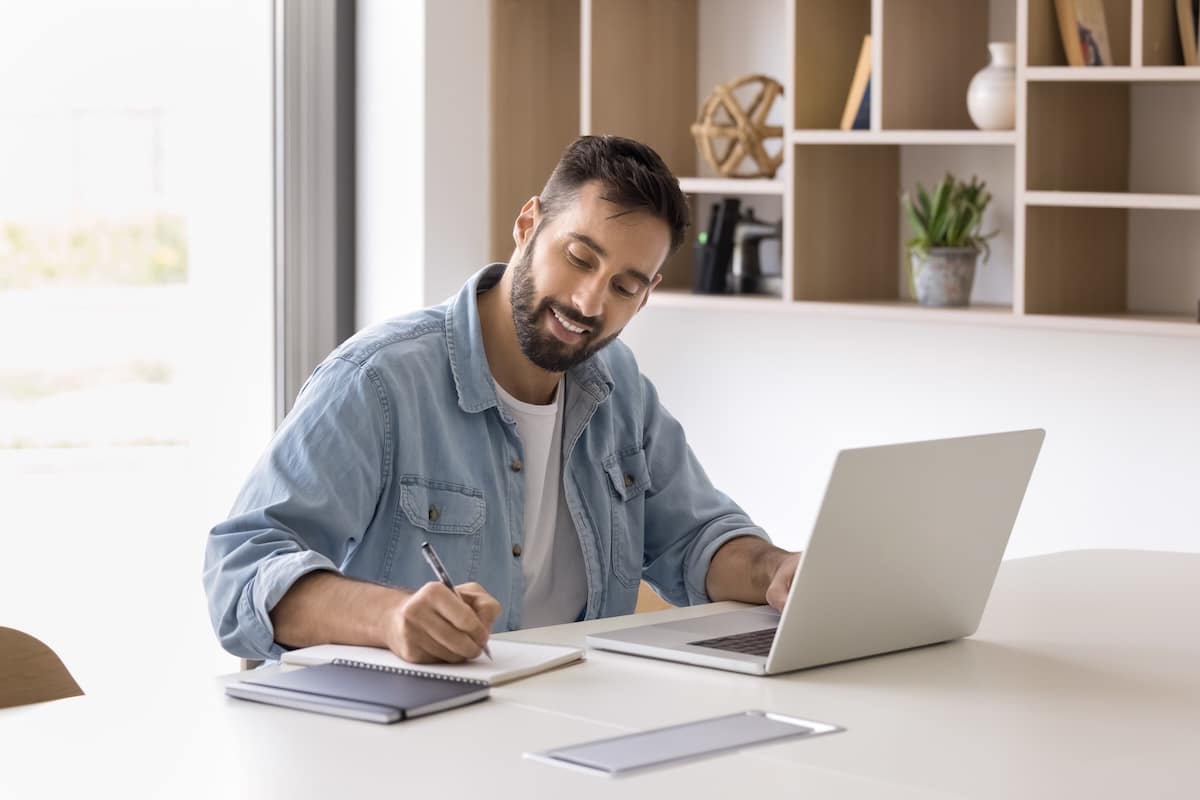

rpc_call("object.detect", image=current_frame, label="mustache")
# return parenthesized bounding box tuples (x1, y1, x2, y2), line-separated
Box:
(543, 301, 601, 332)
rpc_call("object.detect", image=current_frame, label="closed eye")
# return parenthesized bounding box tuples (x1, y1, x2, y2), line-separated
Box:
(567, 249, 639, 298)
(566, 250, 591, 270)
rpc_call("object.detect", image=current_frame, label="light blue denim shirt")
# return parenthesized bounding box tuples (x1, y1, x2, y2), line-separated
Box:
(203, 263, 769, 660)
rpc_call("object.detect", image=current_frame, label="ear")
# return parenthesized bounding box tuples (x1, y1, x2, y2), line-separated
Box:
(512, 196, 542, 250)
(636, 273, 664, 312)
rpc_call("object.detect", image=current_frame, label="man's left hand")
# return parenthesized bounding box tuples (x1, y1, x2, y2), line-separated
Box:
(764, 551, 801, 610)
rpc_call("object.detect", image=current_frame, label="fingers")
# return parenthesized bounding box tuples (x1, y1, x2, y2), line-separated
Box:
(765, 552, 801, 610)
(765, 572, 791, 610)
(386, 582, 500, 663)
(457, 582, 503, 629)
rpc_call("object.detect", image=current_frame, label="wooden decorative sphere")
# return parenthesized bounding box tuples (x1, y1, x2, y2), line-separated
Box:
(690, 74, 785, 179)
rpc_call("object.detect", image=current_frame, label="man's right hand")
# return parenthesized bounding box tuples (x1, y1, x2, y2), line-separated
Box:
(383, 581, 502, 664)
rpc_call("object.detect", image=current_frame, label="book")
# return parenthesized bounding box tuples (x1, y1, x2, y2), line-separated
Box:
(1055, 0, 1113, 66)
(280, 639, 585, 686)
(850, 78, 871, 131)
(226, 662, 490, 724)
(1179, 0, 1199, 66)
(840, 35, 872, 131)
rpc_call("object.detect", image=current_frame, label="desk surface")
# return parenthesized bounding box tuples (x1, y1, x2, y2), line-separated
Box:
(3, 549, 1197, 799)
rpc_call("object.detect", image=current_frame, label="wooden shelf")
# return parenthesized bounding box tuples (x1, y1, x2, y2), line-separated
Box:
(1025, 67, 1200, 82)
(789, 130, 1016, 146)
(491, 0, 1200, 338)
(676, 177, 784, 196)
(646, 290, 787, 311)
(1025, 191, 1200, 211)
(1024, 312, 1200, 337)
(645, 292, 1200, 338)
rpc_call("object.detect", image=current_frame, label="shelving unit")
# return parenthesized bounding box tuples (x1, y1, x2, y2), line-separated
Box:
(489, 0, 1200, 337)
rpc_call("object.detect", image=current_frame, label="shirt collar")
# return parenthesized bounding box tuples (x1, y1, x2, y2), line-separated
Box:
(445, 263, 614, 415)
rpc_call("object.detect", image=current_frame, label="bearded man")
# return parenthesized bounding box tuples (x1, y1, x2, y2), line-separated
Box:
(204, 135, 799, 664)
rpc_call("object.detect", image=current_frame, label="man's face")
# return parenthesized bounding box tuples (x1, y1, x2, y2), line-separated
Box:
(510, 181, 669, 373)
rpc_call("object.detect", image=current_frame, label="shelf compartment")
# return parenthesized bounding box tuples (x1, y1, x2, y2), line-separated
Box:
(1142, 0, 1188, 66)
(1028, 0, 1132, 67)
(1025, 206, 1127, 314)
(791, 144, 899, 301)
(879, 0, 992, 130)
(1027, 82, 1131, 192)
(489, 0, 580, 262)
(587, 0, 699, 178)
(1025, 205, 1200, 319)
(793, 0, 870, 130)
(1028, 81, 1200, 194)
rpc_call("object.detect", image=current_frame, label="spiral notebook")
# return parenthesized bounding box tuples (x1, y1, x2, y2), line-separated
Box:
(280, 640, 584, 686)
(226, 661, 490, 723)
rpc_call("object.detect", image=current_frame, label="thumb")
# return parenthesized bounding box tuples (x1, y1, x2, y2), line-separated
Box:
(765, 571, 792, 610)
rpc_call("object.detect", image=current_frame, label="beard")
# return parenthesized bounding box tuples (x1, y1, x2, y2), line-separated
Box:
(510, 234, 620, 373)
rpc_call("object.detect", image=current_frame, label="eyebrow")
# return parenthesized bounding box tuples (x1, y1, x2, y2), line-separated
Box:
(566, 232, 653, 287)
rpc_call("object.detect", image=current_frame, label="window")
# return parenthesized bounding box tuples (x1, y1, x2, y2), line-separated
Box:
(0, 1, 273, 689)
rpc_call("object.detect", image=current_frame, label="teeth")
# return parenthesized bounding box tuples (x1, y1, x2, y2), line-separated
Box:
(552, 307, 587, 334)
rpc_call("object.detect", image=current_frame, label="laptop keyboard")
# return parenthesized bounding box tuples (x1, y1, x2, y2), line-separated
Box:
(688, 627, 777, 656)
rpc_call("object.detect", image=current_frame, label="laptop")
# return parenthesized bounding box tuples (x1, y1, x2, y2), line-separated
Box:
(586, 429, 1045, 676)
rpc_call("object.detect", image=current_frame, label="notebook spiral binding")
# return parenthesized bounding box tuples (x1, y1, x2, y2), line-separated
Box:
(331, 658, 489, 687)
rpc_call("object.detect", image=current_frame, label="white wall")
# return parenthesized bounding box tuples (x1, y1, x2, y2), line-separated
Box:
(357, 0, 425, 326)
(620, 309, 1200, 558)
(424, 0, 491, 306)
(357, 0, 489, 328)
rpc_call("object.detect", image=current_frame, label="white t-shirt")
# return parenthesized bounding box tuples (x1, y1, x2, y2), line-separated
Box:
(493, 378, 588, 627)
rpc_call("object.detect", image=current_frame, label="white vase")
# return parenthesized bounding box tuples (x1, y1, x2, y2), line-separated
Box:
(967, 42, 1016, 131)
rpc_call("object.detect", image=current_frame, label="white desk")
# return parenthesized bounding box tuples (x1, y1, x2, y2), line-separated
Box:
(2, 550, 1197, 799)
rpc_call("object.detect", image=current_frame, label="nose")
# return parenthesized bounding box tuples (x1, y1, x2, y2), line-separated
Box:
(570, 272, 606, 321)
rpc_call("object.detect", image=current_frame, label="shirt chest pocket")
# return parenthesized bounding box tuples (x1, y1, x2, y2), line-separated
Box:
(399, 478, 486, 534)
(388, 477, 487, 584)
(602, 447, 651, 588)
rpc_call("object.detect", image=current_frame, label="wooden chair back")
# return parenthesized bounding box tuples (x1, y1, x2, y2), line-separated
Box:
(635, 581, 673, 613)
(0, 627, 84, 709)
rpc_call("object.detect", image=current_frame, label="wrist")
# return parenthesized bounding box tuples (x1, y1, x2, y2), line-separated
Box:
(371, 586, 412, 645)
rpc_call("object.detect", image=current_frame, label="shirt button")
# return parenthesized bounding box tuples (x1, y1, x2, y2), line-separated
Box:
(511, 459, 523, 473)
(428, 505, 440, 522)
(624, 474, 634, 488)
(512, 544, 522, 557)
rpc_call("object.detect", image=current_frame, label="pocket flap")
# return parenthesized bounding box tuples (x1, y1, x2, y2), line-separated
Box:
(399, 478, 486, 534)
(603, 447, 651, 501)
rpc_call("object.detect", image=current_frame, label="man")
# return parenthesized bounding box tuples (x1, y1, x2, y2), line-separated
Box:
(204, 135, 800, 665)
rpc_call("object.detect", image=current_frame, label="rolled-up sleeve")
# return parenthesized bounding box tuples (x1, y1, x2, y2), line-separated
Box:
(637, 374, 770, 606)
(202, 356, 390, 660)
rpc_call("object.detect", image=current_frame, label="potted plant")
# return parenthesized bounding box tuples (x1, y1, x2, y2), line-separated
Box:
(901, 173, 996, 308)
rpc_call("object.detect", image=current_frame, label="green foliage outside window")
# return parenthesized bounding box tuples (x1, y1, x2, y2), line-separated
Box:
(0, 214, 188, 289)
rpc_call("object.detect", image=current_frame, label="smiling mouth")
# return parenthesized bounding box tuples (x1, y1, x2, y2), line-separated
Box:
(550, 306, 590, 335)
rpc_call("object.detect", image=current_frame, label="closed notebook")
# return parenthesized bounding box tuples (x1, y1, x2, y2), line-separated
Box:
(226, 662, 489, 724)
(281, 640, 584, 686)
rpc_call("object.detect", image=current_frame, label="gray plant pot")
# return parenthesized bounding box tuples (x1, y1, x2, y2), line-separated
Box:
(910, 247, 979, 307)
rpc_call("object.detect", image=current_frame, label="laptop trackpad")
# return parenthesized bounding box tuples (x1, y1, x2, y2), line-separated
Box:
(656, 607, 781, 638)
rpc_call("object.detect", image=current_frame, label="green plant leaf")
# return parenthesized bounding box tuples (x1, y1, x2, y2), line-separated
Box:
(902, 172, 993, 253)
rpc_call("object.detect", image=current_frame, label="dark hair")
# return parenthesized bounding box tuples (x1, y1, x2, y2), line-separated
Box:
(538, 135, 690, 258)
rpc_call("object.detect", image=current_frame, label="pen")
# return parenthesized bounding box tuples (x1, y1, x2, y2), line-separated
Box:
(420, 541, 493, 661)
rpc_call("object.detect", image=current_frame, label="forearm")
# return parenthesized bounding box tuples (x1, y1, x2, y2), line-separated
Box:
(705, 535, 789, 603)
(270, 570, 411, 650)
